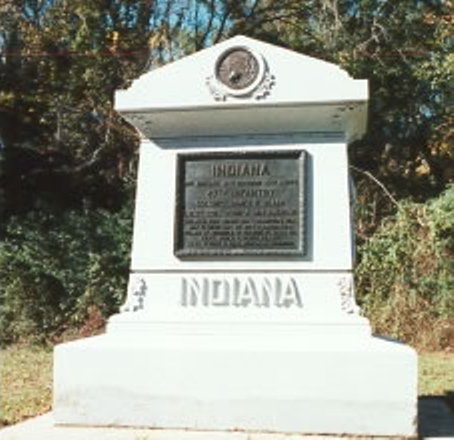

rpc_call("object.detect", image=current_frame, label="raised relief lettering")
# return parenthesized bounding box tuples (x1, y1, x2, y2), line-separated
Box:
(278, 278, 302, 308)
(260, 278, 272, 307)
(234, 277, 258, 306)
(211, 278, 230, 306)
(181, 278, 205, 306)
(181, 276, 303, 308)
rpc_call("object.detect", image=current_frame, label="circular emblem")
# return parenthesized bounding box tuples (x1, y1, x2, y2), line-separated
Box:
(215, 47, 261, 91)
(206, 46, 275, 101)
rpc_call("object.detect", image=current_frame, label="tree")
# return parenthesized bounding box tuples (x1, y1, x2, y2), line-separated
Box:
(0, 0, 156, 218)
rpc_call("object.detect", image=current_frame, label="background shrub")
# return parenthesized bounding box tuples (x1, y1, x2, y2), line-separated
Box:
(356, 185, 454, 350)
(0, 203, 132, 345)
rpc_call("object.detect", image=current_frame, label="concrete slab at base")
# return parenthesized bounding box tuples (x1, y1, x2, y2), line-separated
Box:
(0, 412, 435, 440)
(53, 332, 417, 436)
(3, 400, 453, 440)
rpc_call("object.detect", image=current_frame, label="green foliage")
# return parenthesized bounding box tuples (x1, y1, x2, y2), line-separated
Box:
(0, 204, 132, 345)
(356, 185, 454, 349)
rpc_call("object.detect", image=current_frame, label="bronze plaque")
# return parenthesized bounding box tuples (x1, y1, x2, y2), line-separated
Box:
(175, 150, 307, 258)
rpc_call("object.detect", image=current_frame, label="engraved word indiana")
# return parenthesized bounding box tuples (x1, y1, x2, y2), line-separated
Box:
(181, 276, 303, 308)
(212, 162, 270, 178)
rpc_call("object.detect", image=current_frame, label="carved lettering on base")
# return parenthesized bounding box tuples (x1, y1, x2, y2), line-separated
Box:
(181, 276, 302, 308)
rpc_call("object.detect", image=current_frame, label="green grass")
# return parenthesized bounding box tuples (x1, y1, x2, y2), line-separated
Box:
(0, 345, 53, 427)
(0, 345, 453, 426)
(419, 351, 454, 396)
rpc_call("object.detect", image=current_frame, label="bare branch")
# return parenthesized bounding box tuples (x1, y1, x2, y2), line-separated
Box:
(350, 165, 399, 207)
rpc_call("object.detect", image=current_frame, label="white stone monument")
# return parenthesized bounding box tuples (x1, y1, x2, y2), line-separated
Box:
(53, 36, 417, 436)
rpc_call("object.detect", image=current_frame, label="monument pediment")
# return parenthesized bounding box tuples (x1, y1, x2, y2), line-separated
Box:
(115, 35, 368, 140)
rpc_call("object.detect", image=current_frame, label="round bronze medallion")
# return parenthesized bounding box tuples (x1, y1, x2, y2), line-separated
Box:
(215, 47, 261, 91)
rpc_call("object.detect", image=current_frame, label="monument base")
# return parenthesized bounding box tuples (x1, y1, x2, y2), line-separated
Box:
(53, 324, 417, 436)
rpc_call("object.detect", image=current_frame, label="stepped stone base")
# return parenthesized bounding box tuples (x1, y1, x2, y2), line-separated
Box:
(53, 328, 417, 436)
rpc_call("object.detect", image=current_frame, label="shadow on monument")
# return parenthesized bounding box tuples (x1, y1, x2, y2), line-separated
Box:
(419, 395, 454, 437)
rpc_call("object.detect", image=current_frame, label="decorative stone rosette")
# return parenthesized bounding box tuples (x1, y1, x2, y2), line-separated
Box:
(121, 277, 148, 313)
(338, 276, 360, 315)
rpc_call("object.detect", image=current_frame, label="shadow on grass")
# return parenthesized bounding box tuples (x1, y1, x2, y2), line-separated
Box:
(419, 395, 454, 437)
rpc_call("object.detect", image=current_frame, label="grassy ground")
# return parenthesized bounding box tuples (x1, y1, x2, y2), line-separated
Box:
(0, 345, 53, 427)
(0, 345, 453, 426)
(419, 351, 454, 396)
